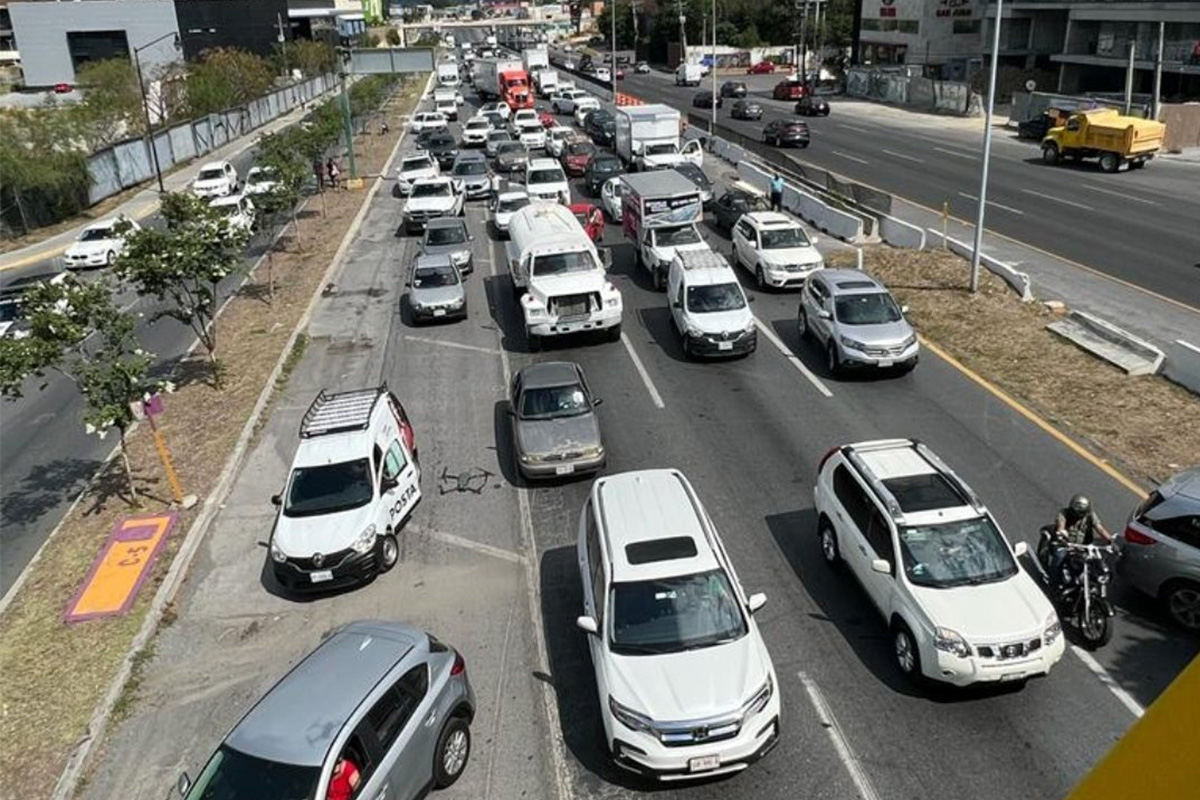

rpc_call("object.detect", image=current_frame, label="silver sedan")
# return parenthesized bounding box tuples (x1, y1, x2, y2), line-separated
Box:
(510, 361, 605, 480)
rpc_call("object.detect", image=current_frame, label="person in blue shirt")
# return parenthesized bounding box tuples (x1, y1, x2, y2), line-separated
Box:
(770, 173, 784, 212)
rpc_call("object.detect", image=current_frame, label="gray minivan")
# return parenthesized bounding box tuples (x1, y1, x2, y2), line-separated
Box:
(177, 621, 474, 800)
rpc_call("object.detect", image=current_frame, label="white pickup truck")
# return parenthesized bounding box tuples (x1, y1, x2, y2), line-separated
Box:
(506, 204, 622, 349)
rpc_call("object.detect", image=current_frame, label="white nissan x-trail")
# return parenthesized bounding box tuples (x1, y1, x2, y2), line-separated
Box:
(576, 469, 780, 781)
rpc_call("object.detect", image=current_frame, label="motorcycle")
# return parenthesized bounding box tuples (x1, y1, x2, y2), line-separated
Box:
(1036, 530, 1116, 649)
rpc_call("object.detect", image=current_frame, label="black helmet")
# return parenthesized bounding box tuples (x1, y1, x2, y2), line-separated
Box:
(1069, 494, 1091, 514)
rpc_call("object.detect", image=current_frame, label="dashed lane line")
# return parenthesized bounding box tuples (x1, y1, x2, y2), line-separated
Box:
(405, 524, 524, 565)
(957, 191, 1026, 216)
(403, 334, 503, 356)
(799, 672, 882, 800)
(836, 123, 871, 134)
(1019, 188, 1095, 211)
(1082, 183, 1159, 206)
(831, 150, 870, 165)
(934, 146, 976, 160)
(619, 331, 666, 409)
(753, 317, 834, 398)
(881, 148, 925, 164)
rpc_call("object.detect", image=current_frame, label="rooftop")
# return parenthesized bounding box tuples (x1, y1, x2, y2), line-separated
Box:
(518, 360, 581, 389)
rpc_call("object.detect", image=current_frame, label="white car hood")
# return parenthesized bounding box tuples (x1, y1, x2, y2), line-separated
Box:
(193, 178, 230, 191)
(688, 308, 752, 335)
(405, 195, 456, 213)
(910, 572, 1050, 642)
(643, 153, 686, 168)
(608, 633, 769, 722)
(399, 167, 438, 183)
(275, 503, 373, 556)
(757, 245, 823, 268)
(65, 239, 117, 257)
(528, 182, 567, 198)
(530, 271, 606, 299)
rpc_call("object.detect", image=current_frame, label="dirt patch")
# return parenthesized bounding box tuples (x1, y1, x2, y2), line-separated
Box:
(0, 76, 426, 800)
(834, 247, 1200, 485)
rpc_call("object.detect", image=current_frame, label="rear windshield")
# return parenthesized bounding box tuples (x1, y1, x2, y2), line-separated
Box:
(413, 265, 460, 287)
(498, 196, 530, 213)
(453, 160, 488, 176)
(426, 225, 466, 245)
(528, 168, 565, 185)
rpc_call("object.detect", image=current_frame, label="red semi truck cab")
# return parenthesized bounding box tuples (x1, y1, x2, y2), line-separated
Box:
(500, 70, 534, 110)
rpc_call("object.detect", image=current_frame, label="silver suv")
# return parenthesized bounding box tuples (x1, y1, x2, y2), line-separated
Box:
(797, 269, 918, 374)
(1117, 464, 1200, 631)
(177, 621, 474, 800)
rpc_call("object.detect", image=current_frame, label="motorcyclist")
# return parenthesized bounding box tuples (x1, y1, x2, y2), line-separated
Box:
(1046, 494, 1112, 586)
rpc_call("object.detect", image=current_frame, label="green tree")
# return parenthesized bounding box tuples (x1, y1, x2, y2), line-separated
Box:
(71, 58, 145, 148)
(0, 107, 90, 234)
(594, 0, 638, 49)
(275, 39, 337, 78)
(254, 132, 310, 296)
(0, 275, 163, 504)
(184, 47, 275, 117)
(114, 194, 251, 379)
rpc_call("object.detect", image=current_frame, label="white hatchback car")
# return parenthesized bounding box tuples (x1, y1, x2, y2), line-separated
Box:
(731, 211, 824, 290)
(813, 439, 1064, 687)
(576, 469, 780, 781)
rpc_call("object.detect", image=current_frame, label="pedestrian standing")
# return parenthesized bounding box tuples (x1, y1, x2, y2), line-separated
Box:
(312, 157, 325, 191)
(770, 173, 784, 212)
(327, 157, 341, 190)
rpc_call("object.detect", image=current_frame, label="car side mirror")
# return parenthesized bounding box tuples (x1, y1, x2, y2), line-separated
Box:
(381, 475, 399, 492)
(811, 235, 820, 244)
(270, 494, 282, 507)
(901, 304, 910, 315)
(1013, 541, 1028, 558)
(747, 592, 768, 614)
(817, 309, 832, 320)
(177, 772, 192, 799)
(672, 300, 681, 309)
(576, 615, 599, 635)
(870, 558, 891, 574)
(592, 397, 604, 407)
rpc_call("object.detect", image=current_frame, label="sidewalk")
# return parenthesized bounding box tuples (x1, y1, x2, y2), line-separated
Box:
(0, 91, 334, 273)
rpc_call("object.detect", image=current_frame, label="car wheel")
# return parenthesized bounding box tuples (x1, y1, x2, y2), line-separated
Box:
(1041, 143, 1060, 165)
(1162, 580, 1200, 632)
(755, 264, 767, 290)
(105, 251, 115, 267)
(528, 332, 541, 352)
(819, 518, 840, 567)
(552, 103, 560, 113)
(798, 306, 810, 339)
(378, 531, 399, 573)
(892, 621, 921, 680)
(1099, 151, 1121, 173)
(607, 323, 622, 343)
(827, 340, 841, 375)
(653, 266, 666, 291)
(433, 716, 471, 788)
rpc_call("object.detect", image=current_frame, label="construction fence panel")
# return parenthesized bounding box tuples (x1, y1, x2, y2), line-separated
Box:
(168, 123, 196, 162)
(192, 117, 214, 153)
(152, 130, 174, 172)
(112, 139, 153, 188)
(209, 113, 230, 149)
(86, 149, 123, 205)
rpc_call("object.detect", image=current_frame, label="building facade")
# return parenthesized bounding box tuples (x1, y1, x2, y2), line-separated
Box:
(858, 0, 986, 79)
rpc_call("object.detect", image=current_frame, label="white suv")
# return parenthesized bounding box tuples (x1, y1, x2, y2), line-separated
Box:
(667, 249, 756, 358)
(523, 158, 570, 205)
(731, 212, 824, 290)
(576, 469, 780, 781)
(813, 439, 1064, 687)
(270, 386, 421, 592)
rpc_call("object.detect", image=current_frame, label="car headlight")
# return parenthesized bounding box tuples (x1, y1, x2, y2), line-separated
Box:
(580, 445, 604, 458)
(934, 626, 971, 659)
(684, 324, 704, 339)
(1044, 612, 1062, 646)
(351, 524, 377, 555)
(270, 541, 288, 563)
(609, 696, 654, 734)
(449, 296, 465, 309)
(744, 318, 757, 335)
(744, 674, 773, 718)
(840, 335, 867, 351)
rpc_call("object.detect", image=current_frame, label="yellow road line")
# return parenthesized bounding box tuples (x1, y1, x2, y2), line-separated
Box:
(919, 335, 1149, 499)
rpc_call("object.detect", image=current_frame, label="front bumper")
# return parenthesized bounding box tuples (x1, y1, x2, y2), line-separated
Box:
(412, 302, 468, 322)
(685, 329, 757, 357)
(922, 633, 1065, 687)
(463, 183, 492, 199)
(761, 264, 822, 289)
(404, 211, 450, 232)
(610, 709, 780, 781)
(527, 306, 621, 337)
(518, 449, 605, 479)
(63, 251, 109, 268)
(462, 135, 487, 147)
(837, 340, 919, 369)
(273, 546, 378, 592)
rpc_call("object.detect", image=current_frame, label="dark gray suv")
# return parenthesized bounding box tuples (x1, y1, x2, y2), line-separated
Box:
(177, 621, 475, 800)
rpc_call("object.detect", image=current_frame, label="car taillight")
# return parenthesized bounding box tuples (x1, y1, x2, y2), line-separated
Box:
(817, 446, 839, 473)
(451, 651, 466, 676)
(1123, 526, 1156, 545)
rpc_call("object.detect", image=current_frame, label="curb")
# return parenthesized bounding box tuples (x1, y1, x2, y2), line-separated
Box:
(46, 76, 429, 800)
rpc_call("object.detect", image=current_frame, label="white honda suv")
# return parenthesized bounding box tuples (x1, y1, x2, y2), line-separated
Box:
(576, 469, 780, 781)
(813, 439, 1064, 688)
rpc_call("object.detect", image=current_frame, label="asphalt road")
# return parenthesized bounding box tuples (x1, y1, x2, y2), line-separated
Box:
(0, 144, 280, 594)
(617, 69, 1200, 310)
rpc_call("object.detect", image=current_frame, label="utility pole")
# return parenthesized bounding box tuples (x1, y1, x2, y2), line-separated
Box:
(611, 0, 617, 98)
(710, 0, 717, 137)
(1152, 20, 1164, 119)
(339, 71, 358, 178)
(676, 0, 687, 58)
(800, 0, 810, 83)
(1124, 40, 1136, 115)
(969, 0, 1003, 294)
(277, 12, 289, 78)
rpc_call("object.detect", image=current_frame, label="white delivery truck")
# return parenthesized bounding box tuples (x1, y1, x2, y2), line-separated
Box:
(506, 204, 623, 348)
(433, 87, 459, 121)
(523, 47, 550, 74)
(534, 68, 559, 97)
(621, 171, 709, 291)
(614, 104, 704, 171)
(436, 61, 460, 87)
(675, 62, 703, 86)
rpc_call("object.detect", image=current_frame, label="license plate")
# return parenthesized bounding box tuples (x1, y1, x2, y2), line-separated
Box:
(717, 341, 733, 351)
(877, 359, 893, 368)
(1000, 671, 1026, 682)
(310, 570, 333, 583)
(434, 308, 446, 317)
(555, 464, 575, 475)
(689, 755, 721, 772)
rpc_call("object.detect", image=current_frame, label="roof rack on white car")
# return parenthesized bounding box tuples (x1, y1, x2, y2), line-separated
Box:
(300, 386, 385, 438)
(841, 438, 986, 520)
(675, 250, 730, 271)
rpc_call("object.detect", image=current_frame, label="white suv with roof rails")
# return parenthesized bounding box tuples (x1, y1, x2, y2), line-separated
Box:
(270, 386, 421, 592)
(813, 439, 1064, 687)
(576, 469, 780, 781)
(731, 211, 824, 290)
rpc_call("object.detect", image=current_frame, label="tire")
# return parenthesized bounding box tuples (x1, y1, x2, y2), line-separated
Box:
(1099, 152, 1121, 173)
(104, 250, 115, 267)
(552, 102, 560, 113)
(528, 332, 541, 352)
(607, 323, 622, 343)
(1077, 597, 1113, 649)
(378, 532, 399, 573)
(1041, 143, 1061, 165)
(892, 620, 922, 681)
(1162, 580, 1200, 632)
(755, 265, 767, 290)
(652, 265, 665, 291)
(798, 306, 810, 339)
(433, 716, 471, 789)
(818, 518, 840, 567)
(827, 340, 841, 375)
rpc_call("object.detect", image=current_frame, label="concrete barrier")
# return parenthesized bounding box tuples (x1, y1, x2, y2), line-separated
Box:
(927, 230, 1034, 302)
(736, 161, 866, 242)
(878, 214, 926, 249)
(1048, 311, 1166, 376)
(1166, 340, 1200, 395)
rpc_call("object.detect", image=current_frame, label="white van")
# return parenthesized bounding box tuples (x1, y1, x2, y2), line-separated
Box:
(269, 386, 421, 592)
(667, 249, 757, 358)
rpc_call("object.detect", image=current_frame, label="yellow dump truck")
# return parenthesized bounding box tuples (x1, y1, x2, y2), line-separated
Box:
(1040, 108, 1165, 172)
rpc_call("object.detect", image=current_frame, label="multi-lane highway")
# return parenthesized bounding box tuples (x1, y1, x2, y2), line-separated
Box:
(80, 50, 1199, 800)
(616, 68, 1200, 310)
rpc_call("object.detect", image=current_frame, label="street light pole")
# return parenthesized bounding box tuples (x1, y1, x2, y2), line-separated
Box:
(970, 0, 1003, 294)
(131, 31, 179, 194)
(710, 0, 717, 137)
(611, 0, 617, 98)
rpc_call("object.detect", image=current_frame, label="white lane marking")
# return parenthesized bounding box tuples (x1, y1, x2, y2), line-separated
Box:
(1177, 339, 1200, 355)
(934, 146, 976, 160)
(837, 123, 870, 134)
(1082, 183, 1159, 206)
(619, 331, 666, 409)
(956, 192, 1026, 215)
(753, 316, 834, 398)
(403, 334, 502, 356)
(881, 148, 925, 164)
(1071, 645, 1145, 718)
(831, 150, 870, 165)
(407, 525, 524, 564)
(1020, 188, 1094, 211)
(799, 672, 881, 800)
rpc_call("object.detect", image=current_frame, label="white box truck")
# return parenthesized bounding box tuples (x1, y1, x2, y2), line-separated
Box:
(534, 68, 559, 97)
(523, 47, 550, 74)
(621, 171, 708, 290)
(436, 61, 460, 87)
(675, 62, 703, 86)
(506, 203, 622, 347)
(614, 104, 704, 171)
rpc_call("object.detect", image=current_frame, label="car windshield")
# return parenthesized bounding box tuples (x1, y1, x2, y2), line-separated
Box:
(184, 744, 320, 800)
(79, 227, 115, 242)
(401, 157, 432, 172)
(453, 160, 488, 176)
(652, 225, 700, 247)
(411, 182, 450, 198)
(198, 168, 225, 181)
(898, 516, 1018, 588)
(247, 171, 271, 185)
(413, 264, 459, 287)
(426, 225, 466, 245)
(835, 292, 902, 325)
(284, 458, 373, 517)
(591, 158, 620, 174)
(520, 123, 543, 134)
(645, 143, 677, 155)
(567, 143, 595, 157)
(429, 137, 455, 149)
(528, 168, 564, 185)
(519, 382, 590, 419)
(467, 120, 489, 130)
(687, 283, 746, 313)
(530, 250, 594, 277)
(610, 569, 747, 655)
(498, 196, 530, 213)
(761, 227, 809, 249)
